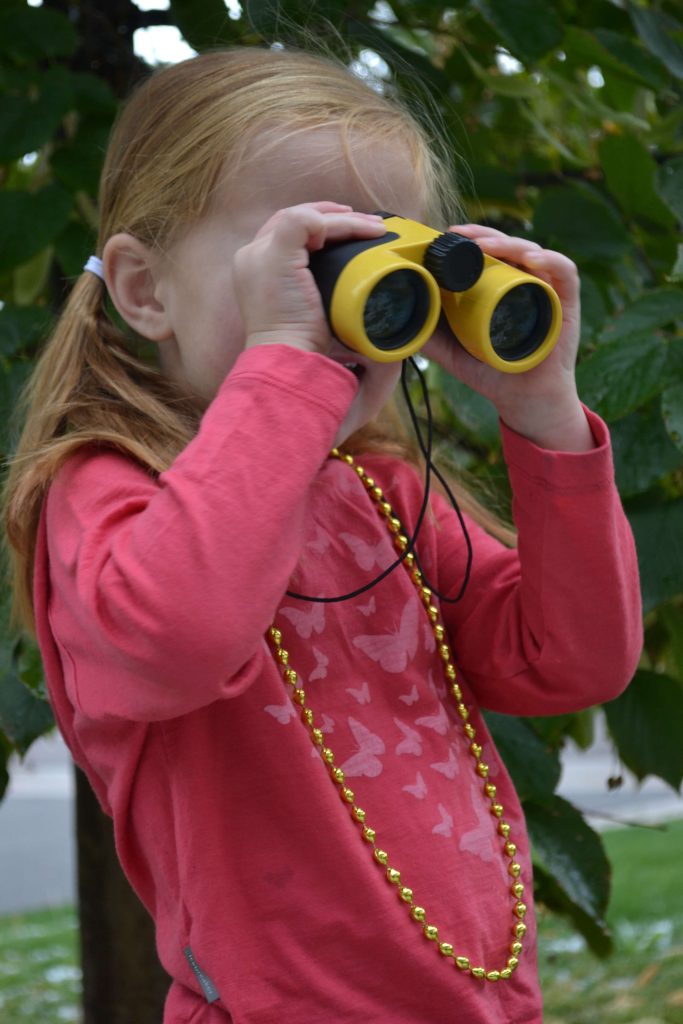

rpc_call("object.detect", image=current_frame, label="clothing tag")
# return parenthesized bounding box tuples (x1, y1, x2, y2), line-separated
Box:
(184, 946, 221, 1003)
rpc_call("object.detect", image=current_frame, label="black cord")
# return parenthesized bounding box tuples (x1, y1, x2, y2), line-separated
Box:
(285, 358, 472, 604)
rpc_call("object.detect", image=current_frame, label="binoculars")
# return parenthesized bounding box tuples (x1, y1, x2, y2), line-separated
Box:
(309, 213, 562, 373)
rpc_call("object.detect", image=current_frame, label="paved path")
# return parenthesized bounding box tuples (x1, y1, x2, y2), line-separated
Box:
(1, 723, 681, 914)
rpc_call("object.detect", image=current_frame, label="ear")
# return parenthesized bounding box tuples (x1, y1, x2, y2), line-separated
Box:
(102, 234, 174, 342)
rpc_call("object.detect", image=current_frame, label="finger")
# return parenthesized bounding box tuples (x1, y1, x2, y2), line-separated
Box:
(267, 208, 385, 255)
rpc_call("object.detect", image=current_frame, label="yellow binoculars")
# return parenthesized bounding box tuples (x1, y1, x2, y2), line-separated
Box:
(309, 213, 562, 373)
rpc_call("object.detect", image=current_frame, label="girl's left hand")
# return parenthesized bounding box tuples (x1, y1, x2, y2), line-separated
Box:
(422, 224, 594, 452)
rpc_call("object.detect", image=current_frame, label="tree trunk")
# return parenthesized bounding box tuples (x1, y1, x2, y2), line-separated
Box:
(76, 767, 170, 1024)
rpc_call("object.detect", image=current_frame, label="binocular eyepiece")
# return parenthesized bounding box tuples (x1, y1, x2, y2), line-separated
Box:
(309, 213, 562, 373)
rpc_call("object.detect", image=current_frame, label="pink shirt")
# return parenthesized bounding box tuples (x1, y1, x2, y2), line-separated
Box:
(34, 345, 642, 1024)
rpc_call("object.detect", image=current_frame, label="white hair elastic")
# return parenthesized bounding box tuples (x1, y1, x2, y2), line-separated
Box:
(83, 255, 105, 280)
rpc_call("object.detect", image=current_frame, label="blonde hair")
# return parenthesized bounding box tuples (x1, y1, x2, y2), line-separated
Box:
(3, 45, 511, 635)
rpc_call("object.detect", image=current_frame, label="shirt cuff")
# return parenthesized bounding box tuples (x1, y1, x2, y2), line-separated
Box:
(501, 404, 615, 493)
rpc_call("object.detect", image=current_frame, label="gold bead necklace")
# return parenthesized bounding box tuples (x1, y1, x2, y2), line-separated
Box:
(267, 449, 526, 982)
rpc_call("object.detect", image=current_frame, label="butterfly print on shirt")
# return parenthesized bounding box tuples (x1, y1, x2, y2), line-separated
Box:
(394, 717, 423, 757)
(430, 744, 460, 779)
(398, 684, 419, 706)
(339, 533, 394, 572)
(264, 702, 297, 725)
(415, 702, 449, 736)
(402, 772, 428, 799)
(346, 681, 371, 705)
(339, 717, 385, 778)
(306, 524, 332, 554)
(309, 647, 329, 682)
(432, 803, 454, 839)
(459, 783, 499, 866)
(280, 602, 325, 639)
(357, 595, 376, 617)
(353, 599, 419, 673)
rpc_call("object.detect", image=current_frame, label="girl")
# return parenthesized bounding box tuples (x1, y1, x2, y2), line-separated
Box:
(4, 47, 641, 1024)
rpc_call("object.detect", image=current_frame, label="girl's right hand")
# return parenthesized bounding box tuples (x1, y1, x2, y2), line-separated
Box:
(233, 201, 386, 355)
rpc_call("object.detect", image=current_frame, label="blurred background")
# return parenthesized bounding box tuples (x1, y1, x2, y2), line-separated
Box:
(0, 1, 682, 1022)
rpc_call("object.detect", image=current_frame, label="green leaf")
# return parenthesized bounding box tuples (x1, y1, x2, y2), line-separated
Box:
(0, 362, 31, 452)
(0, 185, 73, 274)
(13, 247, 53, 306)
(55, 221, 97, 280)
(526, 794, 612, 955)
(593, 28, 671, 91)
(483, 712, 561, 800)
(533, 184, 631, 262)
(170, 0, 243, 49)
(662, 382, 683, 454)
(576, 333, 668, 421)
(434, 364, 501, 448)
(0, 663, 54, 757)
(628, 3, 683, 81)
(599, 134, 674, 227)
(473, 0, 563, 64)
(533, 860, 612, 957)
(604, 669, 683, 791)
(611, 402, 683, 497)
(51, 124, 110, 195)
(0, 305, 50, 357)
(656, 156, 683, 223)
(670, 244, 683, 284)
(0, 5, 77, 61)
(599, 288, 683, 343)
(627, 495, 683, 613)
(0, 88, 72, 165)
(659, 604, 683, 681)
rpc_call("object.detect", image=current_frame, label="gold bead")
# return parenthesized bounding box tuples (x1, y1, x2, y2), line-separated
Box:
(470, 742, 482, 759)
(498, 822, 511, 838)
(284, 667, 297, 685)
(500, 968, 512, 980)
(458, 705, 470, 722)
(507, 956, 519, 971)
(343, 453, 354, 464)
(321, 747, 334, 764)
(439, 942, 454, 957)
(510, 941, 523, 955)
(379, 501, 392, 516)
(504, 841, 517, 857)
(399, 887, 413, 904)
(486, 971, 500, 982)
(423, 925, 439, 942)
(509, 862, 521, 878)
(445, 664, 456, 680)
(471, 967, 486, 979)
(311, 728, 324, 745)
(352, 806, 365, 823)
(387, 868, 401, 885)
(388, 517, 402, 533)
(371, 486, 383, 501)
(404, 552, 415, 567)
(464, 723, 476, 739)
(374, 849, 388, 865)
(514, 902, 527, 919)
(421, 586, 432, 603)
(451, 684, 463, 701)
(512, 882, 525, 899)
(410, 906, 426, 922)
(455, 956, 470, 971)
(355, 465, 365, 478)
(276, 648, 289, 664)
(269, 627, 281, 643)
(434, 624, 445, 641)
(331, 767, 345, 784)
(411, 568, 422, 584)
(341, 786, 355, 803)
(490, 803, 504, 818)
(394, 534, 408, 551)
(293, 688, 306, 706)
(485, 783, 497, 799)
(362, 826, 376, 843)
(301, 708, 314, 726)
(513, 922, 527, 939)
(439, 644, 451, 662)
(330, 447, 340, 458)
(476, 762, 489, 778)
(428, 605, 439, 622)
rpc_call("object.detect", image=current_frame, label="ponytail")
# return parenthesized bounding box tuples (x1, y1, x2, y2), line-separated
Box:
(2, 269, 199, 634)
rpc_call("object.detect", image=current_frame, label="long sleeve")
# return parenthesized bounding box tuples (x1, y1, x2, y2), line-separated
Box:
(430, 408, 643, 715)
(42, 345, 357, 721)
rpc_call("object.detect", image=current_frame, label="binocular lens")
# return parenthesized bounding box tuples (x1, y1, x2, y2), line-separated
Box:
(489, 284, 553, 361)
(364, 270, 430, 350)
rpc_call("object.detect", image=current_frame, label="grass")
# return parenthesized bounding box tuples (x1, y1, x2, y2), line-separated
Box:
(0, 820, 682, 1023)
